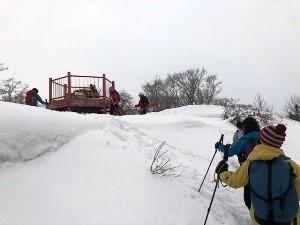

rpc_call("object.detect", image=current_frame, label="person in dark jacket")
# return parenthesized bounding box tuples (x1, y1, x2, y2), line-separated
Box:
(109, 87, 120, 115)
(135, 92, 150, 115)
(25, 88, 48, 106)
(215, 116, 260, 210)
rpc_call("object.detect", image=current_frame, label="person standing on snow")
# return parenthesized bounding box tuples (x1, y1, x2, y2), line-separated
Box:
(25, 88, 48, 106)
(135, 92, 150, 115)
(233, 120, 244, 144)
(215, 124, 300, 225)
(109, 86, 120, 115)
(215, 116, 260, 210)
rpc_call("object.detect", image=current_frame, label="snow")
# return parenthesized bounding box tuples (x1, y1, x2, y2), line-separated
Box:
(0, 101, 299, 225)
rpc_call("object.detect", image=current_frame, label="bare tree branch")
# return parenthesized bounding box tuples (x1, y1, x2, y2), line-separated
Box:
(0, 77, 29, 104)
(150, 141, 182, 176)
(284, 94, 300, 121)
(0, 61, 8, 72)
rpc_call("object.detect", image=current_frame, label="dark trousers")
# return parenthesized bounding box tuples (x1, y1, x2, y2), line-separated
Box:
(244, 182, 251, 210)
(140, 108, 147, 115)
(109, 104, 119, 115)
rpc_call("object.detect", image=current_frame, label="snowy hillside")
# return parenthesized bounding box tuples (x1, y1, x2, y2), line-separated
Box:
(0, 101, 299, 225)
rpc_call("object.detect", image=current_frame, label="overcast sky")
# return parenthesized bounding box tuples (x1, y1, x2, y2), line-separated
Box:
(1, 0, 300, 113)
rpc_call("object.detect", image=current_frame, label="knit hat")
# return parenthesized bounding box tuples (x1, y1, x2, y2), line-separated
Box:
(259, 124, 287, 148)
(32, 88, 38, 93)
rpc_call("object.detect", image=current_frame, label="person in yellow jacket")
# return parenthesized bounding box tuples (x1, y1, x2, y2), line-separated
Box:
(216, 124, 300, 225)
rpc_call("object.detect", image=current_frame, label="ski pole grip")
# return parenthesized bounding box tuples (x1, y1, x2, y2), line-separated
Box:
(219, 134, 224, 144)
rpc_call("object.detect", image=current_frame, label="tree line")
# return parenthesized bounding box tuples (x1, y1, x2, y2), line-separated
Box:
(1, 65, 299, 123)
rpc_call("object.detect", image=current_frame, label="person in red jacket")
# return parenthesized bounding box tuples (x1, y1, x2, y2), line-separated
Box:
(109, 87, 120, 115)
(135, 92, 150, 114)
(25, 88, 48, 106)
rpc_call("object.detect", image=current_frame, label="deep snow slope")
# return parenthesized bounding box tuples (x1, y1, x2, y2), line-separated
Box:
(0, 102, 299, 225)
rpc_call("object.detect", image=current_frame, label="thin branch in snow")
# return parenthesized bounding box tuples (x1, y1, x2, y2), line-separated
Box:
(150, 141, 182, 176)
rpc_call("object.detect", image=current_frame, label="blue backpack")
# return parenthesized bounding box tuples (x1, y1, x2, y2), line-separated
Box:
(249, 155, 298, 225)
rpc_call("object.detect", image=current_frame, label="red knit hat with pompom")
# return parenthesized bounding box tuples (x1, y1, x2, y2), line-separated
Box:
(259, 124, 287, 148)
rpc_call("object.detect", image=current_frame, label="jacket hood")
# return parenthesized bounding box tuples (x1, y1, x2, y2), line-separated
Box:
(247, 144, 285, 161)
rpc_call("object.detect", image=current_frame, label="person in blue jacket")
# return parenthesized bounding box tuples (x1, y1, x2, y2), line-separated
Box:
(215, 116, 260, 210)
(25, 88, 48, 106)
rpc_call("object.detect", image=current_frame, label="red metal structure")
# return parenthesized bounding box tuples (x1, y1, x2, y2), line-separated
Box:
(48, 72, 115, 114)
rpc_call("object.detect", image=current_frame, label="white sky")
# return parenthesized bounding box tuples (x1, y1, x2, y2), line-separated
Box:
(0, 102, 299, 224)
(1, 0, 300, 112)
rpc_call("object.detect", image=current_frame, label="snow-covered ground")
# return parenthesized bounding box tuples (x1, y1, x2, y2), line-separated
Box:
(0, 101, 299, 225)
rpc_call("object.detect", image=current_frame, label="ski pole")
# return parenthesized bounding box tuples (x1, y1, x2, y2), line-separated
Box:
(204, 145, 229, 225)
(198, 134, 224, 192)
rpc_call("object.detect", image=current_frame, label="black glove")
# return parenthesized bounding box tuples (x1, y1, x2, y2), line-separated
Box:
(223, 144, 231, 161)
(224, 144, 231, 151)
(215, 160, 229, 175)
(135, 105, 138, 107)
(215, 142, 221, 150)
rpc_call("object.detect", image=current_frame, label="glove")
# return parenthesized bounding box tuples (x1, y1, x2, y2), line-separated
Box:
(224, 144, 231, 152)
(215, 160, 229, 175)
(215, 142, 221, 150)
(135, 105, 138, 107)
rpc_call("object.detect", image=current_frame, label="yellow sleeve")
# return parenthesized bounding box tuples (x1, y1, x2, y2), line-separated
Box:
(219, 160, 250, 189)
(287, 159, 300, 224)
(287, 159, 300, 198)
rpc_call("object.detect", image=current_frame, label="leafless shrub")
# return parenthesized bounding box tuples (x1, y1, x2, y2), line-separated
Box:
(284, 94, 300, 122)
(251, 93, 276, 126)
(150, 141, 182, 176)
(0, 77, 29, 104)
(216, 94, 279, 127)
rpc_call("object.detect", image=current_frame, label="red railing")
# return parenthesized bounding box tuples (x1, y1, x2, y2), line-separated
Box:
(49, 72, 115, 102)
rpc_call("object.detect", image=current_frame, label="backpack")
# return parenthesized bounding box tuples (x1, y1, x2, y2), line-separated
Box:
(237, 139, 256, 164)
(115, 91, 120, 102)
(141, 95, 149, 105)
(25, 90, 36, 105)
(249, 155, 298, 225)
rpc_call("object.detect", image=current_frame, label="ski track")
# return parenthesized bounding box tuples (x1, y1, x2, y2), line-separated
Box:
(0, 103, 254, 225)
(104, 116, 252, 225)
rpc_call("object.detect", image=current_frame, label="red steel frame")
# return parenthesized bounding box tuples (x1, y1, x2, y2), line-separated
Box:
(48, 72, 115, 114)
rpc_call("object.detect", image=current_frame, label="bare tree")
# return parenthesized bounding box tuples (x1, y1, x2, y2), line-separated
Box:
(0, 60, 8, 72)
(252, 93, 275, 126)
(168, 68, 205, 105)
(201, 75, 222, 104)
(141, 67, 222, 112)
(284, 94, 300, 121)
(118, 90, 135, 115)
(142, 77, 169, 112)
(0, 77, 29, 104)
